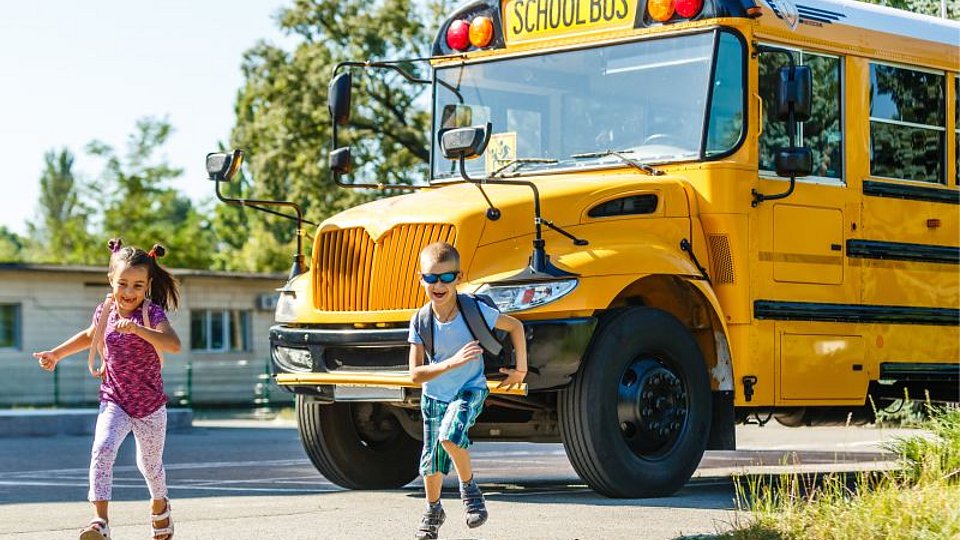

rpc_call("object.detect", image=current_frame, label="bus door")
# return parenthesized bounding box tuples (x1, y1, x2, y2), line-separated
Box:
(753, 48, 868, 404)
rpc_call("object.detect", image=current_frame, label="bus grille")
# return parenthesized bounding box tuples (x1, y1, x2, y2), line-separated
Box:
(315, 224, 457, 311)
(707, 234, 735, 284)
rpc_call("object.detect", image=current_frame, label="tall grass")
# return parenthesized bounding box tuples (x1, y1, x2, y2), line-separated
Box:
(711, 407, 960, 540)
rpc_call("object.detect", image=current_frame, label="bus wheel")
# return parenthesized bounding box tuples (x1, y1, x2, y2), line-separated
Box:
(297, 397, 420, 489)
(559, 308, 711, 498)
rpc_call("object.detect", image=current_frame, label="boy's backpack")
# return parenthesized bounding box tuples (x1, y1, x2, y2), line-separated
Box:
(414, 293, 516, 377)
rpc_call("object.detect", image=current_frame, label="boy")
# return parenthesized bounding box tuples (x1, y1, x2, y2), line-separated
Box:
(408, 241, 527, 540)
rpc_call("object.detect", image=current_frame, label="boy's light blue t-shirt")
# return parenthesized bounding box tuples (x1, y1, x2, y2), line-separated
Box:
(408, 301, 500, 402)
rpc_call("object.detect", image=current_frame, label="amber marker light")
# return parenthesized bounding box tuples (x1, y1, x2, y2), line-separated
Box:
(648, 0, 676, 21)
(469, 16, 494, 48)
(675, 0, 703, 17)
(446, 19, 471, 51)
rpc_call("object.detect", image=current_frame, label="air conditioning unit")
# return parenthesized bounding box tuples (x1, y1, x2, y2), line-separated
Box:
(256, 293, 279, 311)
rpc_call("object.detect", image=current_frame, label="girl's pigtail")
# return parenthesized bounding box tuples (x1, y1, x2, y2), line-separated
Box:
(107, 237, 123, 253)
(147, 243, 180, 311)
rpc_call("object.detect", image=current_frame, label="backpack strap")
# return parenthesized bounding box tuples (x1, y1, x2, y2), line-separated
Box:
(413, 303, 435, 362)
(141, 300, 165, 366)
(457, 293, 502, 356)
(87, 294, 113, 378)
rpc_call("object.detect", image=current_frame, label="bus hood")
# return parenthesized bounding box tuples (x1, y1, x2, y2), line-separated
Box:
(315, 172, 695, 278)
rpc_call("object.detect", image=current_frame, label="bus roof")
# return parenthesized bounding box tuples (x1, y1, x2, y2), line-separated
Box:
(431, 0, 957, 65)
(756, 0, 958, 48)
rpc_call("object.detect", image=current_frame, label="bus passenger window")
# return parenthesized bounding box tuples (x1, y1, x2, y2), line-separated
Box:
(759, 50, 843, 181)
(869, 63, 945, 184)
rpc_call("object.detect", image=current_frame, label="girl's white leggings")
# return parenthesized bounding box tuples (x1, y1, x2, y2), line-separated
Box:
(88, 402, 168, 501)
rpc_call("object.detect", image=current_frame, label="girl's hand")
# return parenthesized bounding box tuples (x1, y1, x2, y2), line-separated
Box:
(114, 318, 140, 335)
(33, 351, 59, 372)
(447, 341, 483, 369)
(496, 368, 527, 390)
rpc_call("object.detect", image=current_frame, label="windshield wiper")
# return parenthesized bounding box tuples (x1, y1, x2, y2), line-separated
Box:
(489, 158, 559, 178)
(571, 150, 663, 176)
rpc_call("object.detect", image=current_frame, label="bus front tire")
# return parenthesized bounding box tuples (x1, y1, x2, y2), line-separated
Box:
(559, 307, 712, 498)
(297, 397, 420, 489)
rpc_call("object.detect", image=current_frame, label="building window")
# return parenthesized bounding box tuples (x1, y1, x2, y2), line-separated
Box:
(0, 304, 21, 350)
(190, 310, 251, 352)
(759, 48, 843, 181)
(869, 63, 945, 183)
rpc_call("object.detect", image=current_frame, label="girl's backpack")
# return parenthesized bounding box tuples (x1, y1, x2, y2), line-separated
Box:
(87, 294, 164, 378)
(413, 293, 516, 377)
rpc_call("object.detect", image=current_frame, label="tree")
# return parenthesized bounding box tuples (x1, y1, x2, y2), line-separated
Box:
(88, 117, 218, 269)
(0, 226, 25, 262)
(26, 148, 99, 264)
(861, 0, 959, 18)
(226, 0, 453, 272)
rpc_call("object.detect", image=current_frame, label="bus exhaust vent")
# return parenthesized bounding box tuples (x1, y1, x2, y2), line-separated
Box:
(315, 224, 456, 311)
(707, 234, 735, 284)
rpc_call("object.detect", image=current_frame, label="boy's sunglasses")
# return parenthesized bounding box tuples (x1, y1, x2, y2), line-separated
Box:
(420, 271, 458, 284)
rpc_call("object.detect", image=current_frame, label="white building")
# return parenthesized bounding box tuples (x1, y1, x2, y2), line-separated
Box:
(0, 264, 292, 407)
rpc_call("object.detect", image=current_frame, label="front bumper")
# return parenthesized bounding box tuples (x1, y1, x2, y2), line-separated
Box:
(269, 318, 597, 398)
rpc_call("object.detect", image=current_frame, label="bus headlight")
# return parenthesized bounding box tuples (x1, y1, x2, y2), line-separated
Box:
(275, 290, 298, 323)
(273, 346, 313, 371)
(475, 279, 578, 313)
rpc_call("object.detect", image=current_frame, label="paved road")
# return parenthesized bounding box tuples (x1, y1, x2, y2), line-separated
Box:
(0, 417, 919, 540)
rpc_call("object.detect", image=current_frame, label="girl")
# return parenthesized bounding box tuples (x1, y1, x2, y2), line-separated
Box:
(34, 238, 182, 540)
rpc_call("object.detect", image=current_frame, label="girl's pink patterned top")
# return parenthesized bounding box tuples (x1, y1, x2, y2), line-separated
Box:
(92, 301, 168, 418)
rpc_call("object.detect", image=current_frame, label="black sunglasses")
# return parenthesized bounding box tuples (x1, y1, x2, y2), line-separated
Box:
(421, 271, 459, 284)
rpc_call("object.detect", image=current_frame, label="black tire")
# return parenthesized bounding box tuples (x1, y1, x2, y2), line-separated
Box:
(559, 308, 712, 498)
(297, 397, 420, 489)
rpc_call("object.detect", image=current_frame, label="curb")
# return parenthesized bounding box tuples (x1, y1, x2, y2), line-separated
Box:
(0, 408, 193, 437)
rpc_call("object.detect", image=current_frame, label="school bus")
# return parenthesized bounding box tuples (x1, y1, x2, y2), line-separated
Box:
(207, 0, 959, 497)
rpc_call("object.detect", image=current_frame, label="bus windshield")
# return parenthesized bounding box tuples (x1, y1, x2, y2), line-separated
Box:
(432, 29, 744, 180)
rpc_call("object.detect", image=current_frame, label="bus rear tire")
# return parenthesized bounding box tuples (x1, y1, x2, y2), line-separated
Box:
(559, 307, 712, 498)
(297, 396, 420, 489)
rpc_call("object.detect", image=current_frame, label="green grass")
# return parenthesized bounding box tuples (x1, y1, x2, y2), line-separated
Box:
(705, 407, 960, 540)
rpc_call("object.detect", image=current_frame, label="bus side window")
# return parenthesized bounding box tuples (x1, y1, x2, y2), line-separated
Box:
(759, 49, 843, 181)
(868, 63, 946, 184)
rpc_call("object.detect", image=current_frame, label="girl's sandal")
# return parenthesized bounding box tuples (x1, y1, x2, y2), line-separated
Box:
(151, 498, 174, 539)
(79, 518, 110, 540)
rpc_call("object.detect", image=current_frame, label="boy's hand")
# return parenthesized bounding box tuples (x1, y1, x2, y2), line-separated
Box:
(447, 341, 483, 369)
(114, 318, 140, 335)
(496, 368, 527, 390)
(33, 351, 60, 372)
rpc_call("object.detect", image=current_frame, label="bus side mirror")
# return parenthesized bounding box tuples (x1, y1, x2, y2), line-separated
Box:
(329, 72, 352, 126)
(774, 147, 813, 178)
(440, 124, 492, 160)
(330, 147, 353, 175)
(206, 149, 244, 181)
(441, 104, 474, 129)
(774, 65, 811, 122)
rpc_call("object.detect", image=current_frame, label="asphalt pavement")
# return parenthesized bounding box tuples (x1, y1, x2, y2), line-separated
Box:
(0, 415, 920, 539)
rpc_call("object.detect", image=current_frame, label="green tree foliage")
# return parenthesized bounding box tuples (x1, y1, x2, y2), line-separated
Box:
(87, 118, 217, 269)
(864, 0, 959, 18)
(0, 226, 25, 262)
(26, 148, 99, 264)
(226, 0, 452, 272)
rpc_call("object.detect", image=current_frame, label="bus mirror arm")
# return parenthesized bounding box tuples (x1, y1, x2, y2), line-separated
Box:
(328, 59, 461, 191)
(207, 149, 314, 280)
(751, 47, 812, 207)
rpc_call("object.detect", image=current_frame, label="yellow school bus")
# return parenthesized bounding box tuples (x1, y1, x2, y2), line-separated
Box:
(208, 0, 959, 497)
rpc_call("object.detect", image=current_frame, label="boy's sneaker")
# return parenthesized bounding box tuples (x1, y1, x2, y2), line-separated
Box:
(460, 478, 488, 528)
(415, 505, 446, 540)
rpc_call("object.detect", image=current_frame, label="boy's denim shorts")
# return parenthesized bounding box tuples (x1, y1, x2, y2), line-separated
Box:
(419, 387, 489, 476)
